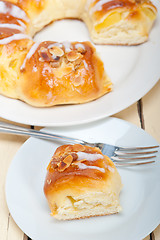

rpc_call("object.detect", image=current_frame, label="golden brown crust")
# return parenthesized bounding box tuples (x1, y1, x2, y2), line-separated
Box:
(44, 144, 115, 195)
(90, 0, 135, 19)
(89, 0, 157, 20)
(18, 41, 111, 107)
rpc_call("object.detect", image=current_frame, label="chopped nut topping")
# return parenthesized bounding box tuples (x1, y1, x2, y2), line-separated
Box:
(57, 161, 68, 172)
(73, 76, 84, 87)
(38, 47, 52, 62)
(50, 61, 60, 68)
(47, 179, 52, 184)
(72, 144, 85, 152)
(49, 46, 64, 57)
(65, 145, 73, 152)
(49, 157, 59, 170)
(48, 145, 99, 173)
(71, 152, 78, 161)
(57, 154, 74, 172)
(76, 46, 86, 54)
(66, 51, 82, 62)
(38, 47, 46, 53)
(75, 43, 86, 54)
(63, 155, 73, 166)
(74, 58, 82, 70)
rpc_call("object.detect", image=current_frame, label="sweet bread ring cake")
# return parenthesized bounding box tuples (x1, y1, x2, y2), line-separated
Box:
(44, 144, 122, 220)
(0, 0, 157, 107)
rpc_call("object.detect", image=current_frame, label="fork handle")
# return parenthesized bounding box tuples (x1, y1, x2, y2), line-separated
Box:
(0, 121, 88, 145)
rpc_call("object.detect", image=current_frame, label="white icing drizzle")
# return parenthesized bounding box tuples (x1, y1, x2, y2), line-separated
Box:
(77, 152, 104, 161)
(107, 165, 115, 173)
(83, 60, 89, 71)
(0, 23, 24, 32)
(0, 33, 30, 45)
(47, 79, 54, 88)
(0, 1, 7, 14)
(33, 66, 38, 72)
(75, 43, 85, 50)
(48, 42, 75, 54)
(47, 91, 53, 99)
(89, 0, 110, 15)
(10, 5, 28, 22)
(0, 1, 29, 22)
(48, 42, 63, 49)
(17, 19, 27, 29)
(20, 42, 40, 70)
(77, 162, 105, 173)
(63, 41, 72, 53)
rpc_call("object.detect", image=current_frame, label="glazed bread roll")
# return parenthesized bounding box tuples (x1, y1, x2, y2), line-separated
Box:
(18, 41, 112, 107)
(44, 144, 122, 220)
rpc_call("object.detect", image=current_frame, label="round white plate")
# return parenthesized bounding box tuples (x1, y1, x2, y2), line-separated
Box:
(0, 1, 160, 126)
(5, 117, 160, 240)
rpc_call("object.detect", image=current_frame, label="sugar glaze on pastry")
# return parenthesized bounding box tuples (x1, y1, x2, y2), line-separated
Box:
(0, 0, 157, 107)
(44, 144, 122, 220)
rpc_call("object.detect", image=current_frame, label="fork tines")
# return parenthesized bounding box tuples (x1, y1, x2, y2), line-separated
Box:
(112, 145, 159, 166)
(115, 160, 156, 167)
(117, 145, 159, 151)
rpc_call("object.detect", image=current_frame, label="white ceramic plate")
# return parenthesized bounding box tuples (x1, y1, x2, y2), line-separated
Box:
(5, 117, 160, 240)
(0, 1, 160, 126)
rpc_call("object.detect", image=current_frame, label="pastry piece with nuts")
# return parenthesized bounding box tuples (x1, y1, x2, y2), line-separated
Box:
(18, 41, 112, 107)
(44, 144, 122, 220)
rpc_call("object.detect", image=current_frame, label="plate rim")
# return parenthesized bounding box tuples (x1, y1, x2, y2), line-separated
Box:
(0, 78, 159, 127)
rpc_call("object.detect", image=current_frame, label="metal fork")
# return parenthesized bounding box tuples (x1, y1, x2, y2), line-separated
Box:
(0, 121, 159, 167)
